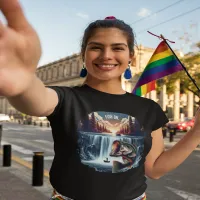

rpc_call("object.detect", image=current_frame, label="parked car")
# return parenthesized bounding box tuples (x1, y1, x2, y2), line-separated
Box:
(166, 117, 195, 132)
(0, 114, 11, 122)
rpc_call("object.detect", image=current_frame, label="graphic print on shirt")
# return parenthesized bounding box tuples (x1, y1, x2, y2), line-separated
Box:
(77, 111, 145, 173)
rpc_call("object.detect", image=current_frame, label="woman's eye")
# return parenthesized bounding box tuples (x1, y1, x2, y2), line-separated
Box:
(91, 46, 101, 50)
(114, 48, 124, 51)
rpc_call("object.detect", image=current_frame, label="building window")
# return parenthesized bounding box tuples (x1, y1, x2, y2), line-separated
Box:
(47, 68, 52, 80)
(53, 66, 58, 79)
(43, 70, 47, 81)
(59, 65, 64, 78)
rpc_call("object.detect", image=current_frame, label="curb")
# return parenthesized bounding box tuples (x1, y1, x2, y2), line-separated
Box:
(0, 149, 49, 178)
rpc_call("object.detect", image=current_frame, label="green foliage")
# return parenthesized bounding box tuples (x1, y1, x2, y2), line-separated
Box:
(196, 42, 200, 49)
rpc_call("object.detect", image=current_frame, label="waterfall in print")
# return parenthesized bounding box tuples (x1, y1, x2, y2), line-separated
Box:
(77, 111, 145, 173)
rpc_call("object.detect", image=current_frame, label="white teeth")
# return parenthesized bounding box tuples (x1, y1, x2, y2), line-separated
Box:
(97, 64, 116, 68)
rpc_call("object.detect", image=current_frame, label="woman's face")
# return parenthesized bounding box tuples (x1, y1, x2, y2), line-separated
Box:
(84, 28, 132, 81)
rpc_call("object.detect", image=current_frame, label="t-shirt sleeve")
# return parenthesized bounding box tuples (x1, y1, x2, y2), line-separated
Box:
(45, 86, 69, 120)
(152, 101, 169, 131)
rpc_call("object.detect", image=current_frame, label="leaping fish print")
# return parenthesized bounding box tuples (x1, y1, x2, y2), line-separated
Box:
(109, 140, 137, 173)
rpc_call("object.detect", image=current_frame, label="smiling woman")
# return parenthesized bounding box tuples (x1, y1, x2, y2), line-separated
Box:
(84, 28, 131, 82)
(47, 17, 163, 200)
(79, 18, 135, 94)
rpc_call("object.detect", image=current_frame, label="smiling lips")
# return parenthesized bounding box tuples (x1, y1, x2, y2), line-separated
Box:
(95, 64, 118, 71)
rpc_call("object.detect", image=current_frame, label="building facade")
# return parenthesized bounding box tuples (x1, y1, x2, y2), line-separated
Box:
(0, 45, 198, 120)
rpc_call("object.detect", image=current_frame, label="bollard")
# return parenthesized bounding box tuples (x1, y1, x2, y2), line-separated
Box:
(3, 145, 11, 167)
(40, 122, 43, 127)
(162, 126, 167, 138)
(34, 121, 37, 126)
(169, 128, 174, 142)
(173, 128, 177, 135)
(47, 122, 50, 127)
(32, 152, 44, 186)
(0, 124, 2, 147)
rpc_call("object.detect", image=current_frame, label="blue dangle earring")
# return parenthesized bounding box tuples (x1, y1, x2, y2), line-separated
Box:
(80, 63, 87, 78)
(124, 62, 132, 79)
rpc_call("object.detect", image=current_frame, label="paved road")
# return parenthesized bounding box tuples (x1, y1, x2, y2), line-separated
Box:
(1, 122, 200, 200)
(146, 150, 200, 199)
(1, 122, 53, 171)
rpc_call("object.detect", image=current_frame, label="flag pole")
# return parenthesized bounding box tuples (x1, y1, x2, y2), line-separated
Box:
(160, 34, 200, 94)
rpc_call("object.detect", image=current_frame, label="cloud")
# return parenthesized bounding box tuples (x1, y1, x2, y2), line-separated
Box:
(137, 8, 151, 17)
(76, 12, 89, 19)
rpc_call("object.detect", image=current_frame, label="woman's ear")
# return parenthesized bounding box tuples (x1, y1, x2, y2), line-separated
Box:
(129, 52, 134, 62)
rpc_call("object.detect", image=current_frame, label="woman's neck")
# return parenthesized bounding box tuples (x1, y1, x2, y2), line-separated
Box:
(85, 77, 126, 95)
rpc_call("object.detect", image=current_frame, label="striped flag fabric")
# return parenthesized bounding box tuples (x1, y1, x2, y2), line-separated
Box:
(132, 41, 183, 96)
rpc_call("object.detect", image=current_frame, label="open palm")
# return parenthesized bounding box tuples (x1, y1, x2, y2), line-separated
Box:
(0, 0, 41, 97)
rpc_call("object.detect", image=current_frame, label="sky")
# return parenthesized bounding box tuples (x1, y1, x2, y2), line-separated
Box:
(1, 0, 200, 66)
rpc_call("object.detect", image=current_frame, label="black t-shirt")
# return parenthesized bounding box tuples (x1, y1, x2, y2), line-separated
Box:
(47, 84, 169, 200)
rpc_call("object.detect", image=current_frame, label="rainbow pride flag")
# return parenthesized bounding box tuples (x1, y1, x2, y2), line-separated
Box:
(132, 41, 183, 96)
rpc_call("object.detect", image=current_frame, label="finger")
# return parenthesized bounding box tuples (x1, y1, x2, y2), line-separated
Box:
(0, 0, 30, 30)
(0, 20, 5, 35)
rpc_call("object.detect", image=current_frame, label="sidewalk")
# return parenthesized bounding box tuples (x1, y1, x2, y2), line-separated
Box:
(0, 155, 53, 200)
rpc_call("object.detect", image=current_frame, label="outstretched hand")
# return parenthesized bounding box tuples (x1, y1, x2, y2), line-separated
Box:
(0, 0, 41, 97)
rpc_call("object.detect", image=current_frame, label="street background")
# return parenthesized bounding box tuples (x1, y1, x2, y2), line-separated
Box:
(0, 122, 200, 200)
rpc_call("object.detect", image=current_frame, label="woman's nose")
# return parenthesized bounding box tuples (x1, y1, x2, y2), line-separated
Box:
(99, 49, 113, 60)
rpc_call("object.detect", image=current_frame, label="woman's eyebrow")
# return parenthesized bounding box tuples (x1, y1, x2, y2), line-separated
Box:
(87, 42, 103, 46)
(111, 43, 128, 47)
(87, 42, 127, 47)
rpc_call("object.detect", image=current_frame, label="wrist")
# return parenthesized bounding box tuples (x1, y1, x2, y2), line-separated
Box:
(7, 73, 37, 98)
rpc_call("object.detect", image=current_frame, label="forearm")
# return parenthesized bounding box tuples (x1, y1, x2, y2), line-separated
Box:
(152, 130, 200, 178)
(7, 75, 55, 116)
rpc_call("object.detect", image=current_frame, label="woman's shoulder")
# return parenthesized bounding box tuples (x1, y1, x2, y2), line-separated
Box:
(46, 85, 89, 95)
(126, 92, 155, 105)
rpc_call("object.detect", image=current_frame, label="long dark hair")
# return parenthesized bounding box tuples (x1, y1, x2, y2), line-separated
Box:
(81, 17, 136, 61)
